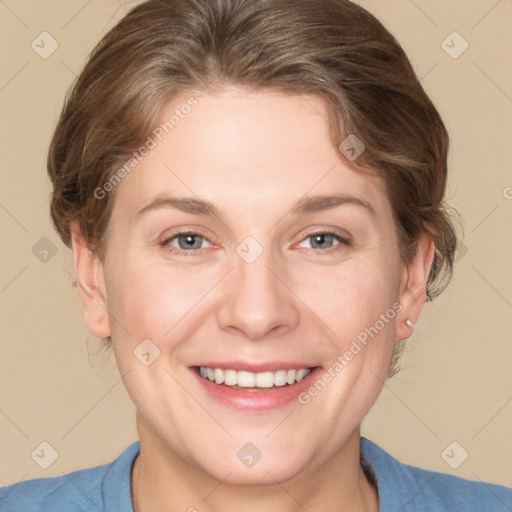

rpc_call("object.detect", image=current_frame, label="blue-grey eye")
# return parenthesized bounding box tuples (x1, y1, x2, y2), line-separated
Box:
(299, 232, 349, 253)
(175, 233, 204, 250)
(300, 232, 341, 250)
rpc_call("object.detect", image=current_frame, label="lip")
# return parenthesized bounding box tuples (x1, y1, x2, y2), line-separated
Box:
(189, 364, 323, 412)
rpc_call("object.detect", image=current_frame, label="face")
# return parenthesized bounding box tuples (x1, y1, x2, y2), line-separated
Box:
(78, 88, 427, 485)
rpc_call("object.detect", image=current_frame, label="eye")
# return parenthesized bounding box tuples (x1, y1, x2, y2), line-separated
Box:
(160, 231, 211, 255)
(297, 231, 349, 253)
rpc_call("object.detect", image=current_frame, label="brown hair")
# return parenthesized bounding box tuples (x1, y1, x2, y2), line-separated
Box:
(48, 0, 457, 308)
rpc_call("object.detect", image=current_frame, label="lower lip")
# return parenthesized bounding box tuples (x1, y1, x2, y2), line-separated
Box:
(190, 366, 322, 411)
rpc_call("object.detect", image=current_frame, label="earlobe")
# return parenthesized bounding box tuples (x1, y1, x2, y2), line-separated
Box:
(70, 220, 111, 338)
(395, 234, 435, 341)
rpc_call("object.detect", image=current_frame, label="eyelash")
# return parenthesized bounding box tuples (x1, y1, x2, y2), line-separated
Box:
(159, 230, 350, 256)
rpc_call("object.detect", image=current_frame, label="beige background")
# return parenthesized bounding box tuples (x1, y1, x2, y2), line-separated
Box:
(1, 0, 511, 489)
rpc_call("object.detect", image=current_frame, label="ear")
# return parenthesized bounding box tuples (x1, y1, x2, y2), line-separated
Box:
(70, 220, 111, 338)
(395, 233, 435, 341)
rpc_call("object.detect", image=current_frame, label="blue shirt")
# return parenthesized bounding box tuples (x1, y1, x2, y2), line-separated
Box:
(1, 437, 510, 511)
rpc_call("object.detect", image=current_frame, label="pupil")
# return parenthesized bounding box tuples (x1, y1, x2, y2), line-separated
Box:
(180, 234, 200, 249)
(313, 234, 331, 248)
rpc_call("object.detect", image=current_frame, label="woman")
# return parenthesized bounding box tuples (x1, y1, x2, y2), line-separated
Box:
(1, 0, 510, 510)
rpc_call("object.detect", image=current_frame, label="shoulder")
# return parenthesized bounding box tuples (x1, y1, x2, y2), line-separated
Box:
(360, 437, 512, 512)
(0, 441, 140, 512)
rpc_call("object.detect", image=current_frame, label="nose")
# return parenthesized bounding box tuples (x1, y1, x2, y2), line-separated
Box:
(216, 254, 300, 341)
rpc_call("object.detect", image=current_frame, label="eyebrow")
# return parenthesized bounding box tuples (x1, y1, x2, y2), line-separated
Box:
(291, 194, 376, 217)
(135, 193, 376, 219)
(136, 197, 218, 218)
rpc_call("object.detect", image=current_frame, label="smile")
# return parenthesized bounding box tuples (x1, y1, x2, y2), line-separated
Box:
(191, 363, 321, 411)
(198, 366, 312, 389)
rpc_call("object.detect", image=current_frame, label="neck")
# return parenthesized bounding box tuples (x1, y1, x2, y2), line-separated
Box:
(131, 413, 378, 512)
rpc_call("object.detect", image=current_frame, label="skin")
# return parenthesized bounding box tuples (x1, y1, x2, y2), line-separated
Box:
(70, 87, 434, 511)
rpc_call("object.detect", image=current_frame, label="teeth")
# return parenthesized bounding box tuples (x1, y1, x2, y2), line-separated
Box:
(273, 369, 288, 386)
(214, 368, 224, 384)
(296, 368, 310, 381)
(238, 371, 255, 387)
(198, 366, 312, 388)
(224, 369, 237, 386)
(255, 372, 274, 388)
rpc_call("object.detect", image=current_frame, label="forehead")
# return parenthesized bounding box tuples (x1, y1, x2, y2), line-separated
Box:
(113, 88, 389, 219)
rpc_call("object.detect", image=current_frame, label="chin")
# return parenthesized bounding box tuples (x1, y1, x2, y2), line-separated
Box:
(197, 454, 310, 487)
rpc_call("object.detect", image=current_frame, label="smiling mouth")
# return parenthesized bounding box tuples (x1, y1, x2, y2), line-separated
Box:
(194, 366, 315, 391)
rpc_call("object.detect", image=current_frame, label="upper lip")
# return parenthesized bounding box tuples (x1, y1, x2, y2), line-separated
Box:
(191, 361, 320, 372)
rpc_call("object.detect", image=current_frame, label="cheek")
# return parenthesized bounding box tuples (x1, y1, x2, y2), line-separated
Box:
(296, 256, 400, 341)
(290, 258, 399, 436)
(106, 258, 216, 341)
